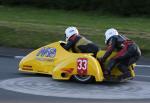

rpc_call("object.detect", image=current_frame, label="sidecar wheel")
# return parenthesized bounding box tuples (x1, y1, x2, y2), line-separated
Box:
(73, 75, 94, 83)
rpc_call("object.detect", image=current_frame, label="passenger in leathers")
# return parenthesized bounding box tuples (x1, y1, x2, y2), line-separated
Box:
(64, 26, 100, 58)
(100, 28, 141, 80)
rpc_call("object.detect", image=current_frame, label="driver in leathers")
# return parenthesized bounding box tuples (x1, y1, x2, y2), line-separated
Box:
(63, 26, 100, 58)
(100, 28, 141, 80)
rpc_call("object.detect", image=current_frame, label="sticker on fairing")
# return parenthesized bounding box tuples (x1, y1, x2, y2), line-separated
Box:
(77, 58, 88, 75)
(36, 47, 56, 61)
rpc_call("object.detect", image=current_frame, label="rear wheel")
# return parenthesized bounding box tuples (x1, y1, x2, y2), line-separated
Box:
(73, 75, 94, 83)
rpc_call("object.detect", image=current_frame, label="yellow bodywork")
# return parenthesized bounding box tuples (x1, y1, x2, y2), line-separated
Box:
(19, 41, 135, 82)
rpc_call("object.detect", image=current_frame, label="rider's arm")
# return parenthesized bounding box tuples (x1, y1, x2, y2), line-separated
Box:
(63, 35, 81, 50)
(102, 37, 117, 62)
(63, 40, 74, 50)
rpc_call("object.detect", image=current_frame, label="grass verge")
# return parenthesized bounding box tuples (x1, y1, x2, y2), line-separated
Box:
(0, 6, 150, 56)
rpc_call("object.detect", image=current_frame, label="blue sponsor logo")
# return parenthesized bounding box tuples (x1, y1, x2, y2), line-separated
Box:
(69, 30, 74, 33)
(37, 47, 56, 58)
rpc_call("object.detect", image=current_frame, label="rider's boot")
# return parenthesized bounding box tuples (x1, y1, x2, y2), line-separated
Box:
(103, 70, 110, 78)
(118, 72, 133, 81)
(117, 64, 133, 81)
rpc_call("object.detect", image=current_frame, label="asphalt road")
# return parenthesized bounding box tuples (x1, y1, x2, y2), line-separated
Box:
(0, 48, 150, 103)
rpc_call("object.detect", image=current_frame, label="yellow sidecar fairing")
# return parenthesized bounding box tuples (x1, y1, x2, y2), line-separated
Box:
(19, 41, 104, 82)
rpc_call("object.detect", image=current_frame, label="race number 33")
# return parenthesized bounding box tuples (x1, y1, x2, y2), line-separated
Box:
(77, 58, 88, 75)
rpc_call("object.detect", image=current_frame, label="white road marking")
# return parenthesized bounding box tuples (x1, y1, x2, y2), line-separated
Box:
(14, 56, 25, 59)
(136, 65, 150, 68)
(136, 75, 150, 78)
(1, 77, 150, 99)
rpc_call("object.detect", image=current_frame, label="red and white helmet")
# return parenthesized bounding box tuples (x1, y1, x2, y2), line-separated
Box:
(65, 27, 79, 41)
(105, 28, 119, 44)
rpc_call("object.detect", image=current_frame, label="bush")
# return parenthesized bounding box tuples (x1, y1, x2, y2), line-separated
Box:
(0, 0, 150, 16)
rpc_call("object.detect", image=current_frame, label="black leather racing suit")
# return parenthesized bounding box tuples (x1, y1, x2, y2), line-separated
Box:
(102, 35, 141, 77)
(64, 34, 100, 57)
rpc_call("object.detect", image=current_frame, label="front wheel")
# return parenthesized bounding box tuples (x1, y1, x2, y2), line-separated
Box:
(73, 75, 94, 83)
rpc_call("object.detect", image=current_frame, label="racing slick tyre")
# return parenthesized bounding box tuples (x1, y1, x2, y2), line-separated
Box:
(73, 75, 94, 83)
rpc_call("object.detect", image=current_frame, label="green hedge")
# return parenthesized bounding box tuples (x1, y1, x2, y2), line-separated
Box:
(0, 0, 150, 16)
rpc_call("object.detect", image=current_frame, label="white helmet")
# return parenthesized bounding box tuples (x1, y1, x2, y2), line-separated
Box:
(65, 27, 79, 41)
(105, 28, 119, 44)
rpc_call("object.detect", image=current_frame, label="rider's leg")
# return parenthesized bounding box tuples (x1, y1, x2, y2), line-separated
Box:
(117, 56, 139, 80)
(117, 44, 141, 79)
(107, 59, 117, 75)
(117, 64, 132, 80)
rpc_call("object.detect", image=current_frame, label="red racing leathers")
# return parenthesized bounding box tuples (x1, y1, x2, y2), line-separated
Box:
(101, 35, 141, 79)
